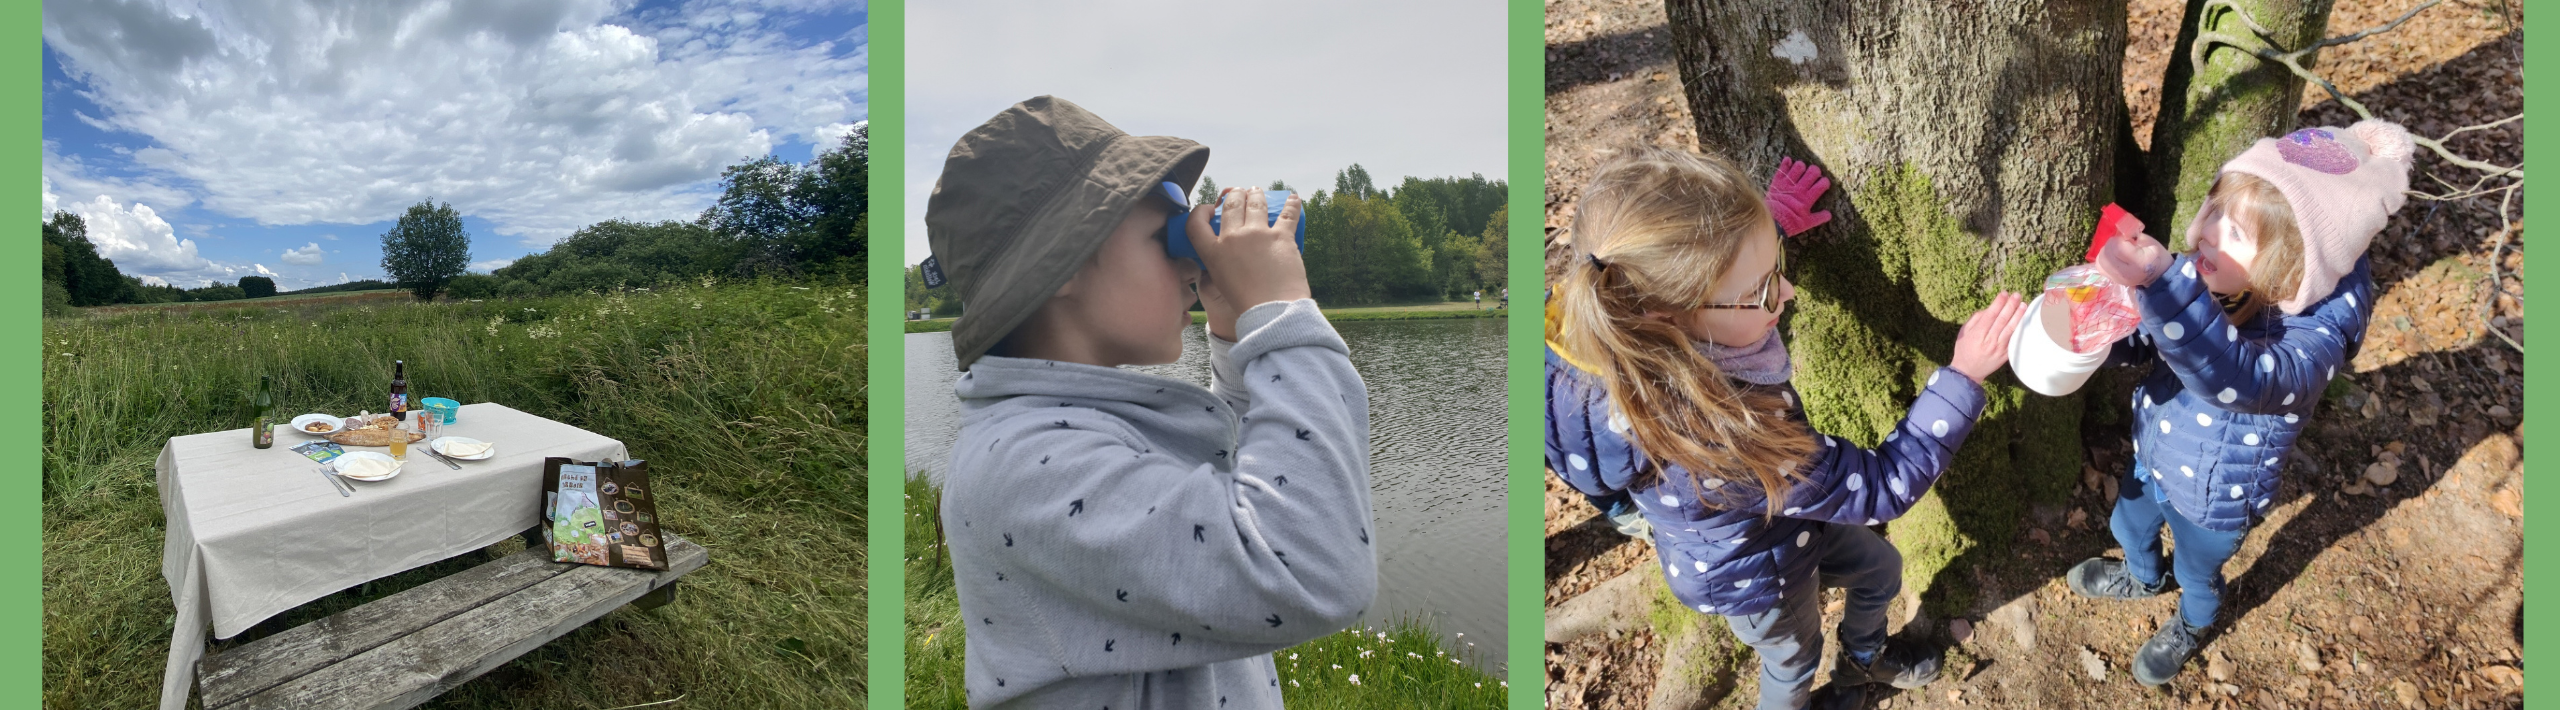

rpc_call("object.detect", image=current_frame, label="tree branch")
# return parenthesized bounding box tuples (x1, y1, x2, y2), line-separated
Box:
(2194, 0, 2525, 180)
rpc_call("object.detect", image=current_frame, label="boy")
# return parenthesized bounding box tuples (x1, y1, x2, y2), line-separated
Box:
(925, 96, 1379, 709)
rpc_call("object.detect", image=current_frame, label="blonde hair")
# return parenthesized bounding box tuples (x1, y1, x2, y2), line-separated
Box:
(1548, 147, 1818, 516)
(2205, 172, 2306, 324)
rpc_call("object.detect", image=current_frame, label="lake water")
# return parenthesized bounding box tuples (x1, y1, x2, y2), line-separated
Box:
(906, 318, 1510, 677)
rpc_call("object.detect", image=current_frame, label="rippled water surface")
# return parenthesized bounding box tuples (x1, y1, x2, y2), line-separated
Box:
(906, 318, 1509, 675)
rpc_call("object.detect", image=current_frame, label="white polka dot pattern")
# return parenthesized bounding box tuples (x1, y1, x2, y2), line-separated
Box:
(1660, 494, 1679, 506)
(2164, 322, 2185, 341)
(2218, 388, 2237, 403)
(2259, 354, 2275, 372)
(1568, 454, 1589, 470)
(1845, 474, 1864, 492)
(2196, 413, 2213, 426)
(1796, 531, 1811, 547)
(2180, 466, 2194, 478)
(2244, 433, 2260, 445)
(1931, 420, 1949, 437)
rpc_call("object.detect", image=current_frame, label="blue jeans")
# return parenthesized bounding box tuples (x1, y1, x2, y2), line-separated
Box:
(1722, 523, 1900, 710)
(2110, 464, 2249, 630)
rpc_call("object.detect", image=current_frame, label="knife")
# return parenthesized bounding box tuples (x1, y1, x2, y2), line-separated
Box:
(425, 446, 464, 470)
(316, 467, 351, 497)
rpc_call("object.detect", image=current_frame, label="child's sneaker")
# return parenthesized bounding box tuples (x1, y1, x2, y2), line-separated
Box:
(1832, 640, 1942, 689)
(2066, 557, 2175, 600)
(2131, 618, 2206, 686)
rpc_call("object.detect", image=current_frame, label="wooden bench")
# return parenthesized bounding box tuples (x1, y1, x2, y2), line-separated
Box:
(195, 532, 708, 710)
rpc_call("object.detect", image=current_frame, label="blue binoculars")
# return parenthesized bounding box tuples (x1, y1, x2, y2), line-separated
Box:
(1157, 182, 1306, 268)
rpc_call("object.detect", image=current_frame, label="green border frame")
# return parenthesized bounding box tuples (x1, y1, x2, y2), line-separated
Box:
(2524, 1, 2543, 705)
(865, 0, 906, 706)
(12, 0, 38, 706)
(1507, 0, 1545, 707)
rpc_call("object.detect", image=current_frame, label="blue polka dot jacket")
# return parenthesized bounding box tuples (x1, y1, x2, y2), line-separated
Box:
(943, 300, 1378, 709)
(1545, 340, 1988, 618)
(2107, 253, 2374, 532)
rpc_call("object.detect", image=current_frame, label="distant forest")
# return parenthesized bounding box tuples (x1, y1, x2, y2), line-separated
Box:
(43, 124, 866, 314)
(905, 164, 1505, 316)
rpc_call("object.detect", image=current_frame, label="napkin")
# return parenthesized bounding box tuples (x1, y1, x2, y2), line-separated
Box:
(439, 439, 493, 457)
(339, 456, 398, 479)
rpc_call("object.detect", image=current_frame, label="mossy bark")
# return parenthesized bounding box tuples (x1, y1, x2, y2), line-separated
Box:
(1664, 0, 2124, 615)
(2144, 0, 2335, 247)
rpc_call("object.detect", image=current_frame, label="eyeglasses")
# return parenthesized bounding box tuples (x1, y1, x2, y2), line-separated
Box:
(1698, 247, 1787, 311)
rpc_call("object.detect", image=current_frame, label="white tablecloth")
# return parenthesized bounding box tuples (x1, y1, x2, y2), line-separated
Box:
(157, 402, 626, 709)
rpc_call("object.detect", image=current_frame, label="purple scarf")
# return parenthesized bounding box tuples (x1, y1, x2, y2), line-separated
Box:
(1701, 329, 1794, 386)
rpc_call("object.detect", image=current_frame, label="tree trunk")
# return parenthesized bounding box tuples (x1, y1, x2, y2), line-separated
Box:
(1665, 0, 2127, 614)
(2145, 0, 2334, 246)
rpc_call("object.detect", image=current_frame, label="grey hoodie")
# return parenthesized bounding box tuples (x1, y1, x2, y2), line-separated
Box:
(943, 299, 1380, 709)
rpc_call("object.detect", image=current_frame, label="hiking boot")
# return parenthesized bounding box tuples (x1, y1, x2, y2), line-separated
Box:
(2132, 618, 2206, 686)
(1809, 682, 1868, 710)
(2067, 557, 2174, 600)
(1833, 639, 1942, 689)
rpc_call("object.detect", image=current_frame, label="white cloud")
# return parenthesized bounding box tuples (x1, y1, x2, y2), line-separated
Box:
(319, 233, 337, 240)
(45, 0, 867, 246)
(468, 258, 516, 273)
(281, 242, 325, 264)
(65, 192, 208, 273)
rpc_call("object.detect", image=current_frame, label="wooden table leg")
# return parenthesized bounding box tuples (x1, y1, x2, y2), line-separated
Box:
(631, 581, 678, 611)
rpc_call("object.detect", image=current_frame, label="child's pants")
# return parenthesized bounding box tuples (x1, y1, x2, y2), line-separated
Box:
(1722, 523, 1900, 710)
(2110, 464, 2249, 630)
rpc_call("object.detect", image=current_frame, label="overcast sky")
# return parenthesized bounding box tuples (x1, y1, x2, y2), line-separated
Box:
(43, 0, 866, 290)
(905, 0, 1504, 265)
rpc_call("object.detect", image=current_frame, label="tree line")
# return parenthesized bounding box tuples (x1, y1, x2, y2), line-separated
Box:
(42, 124, 867, 313)
(906, 164, 1505, 317)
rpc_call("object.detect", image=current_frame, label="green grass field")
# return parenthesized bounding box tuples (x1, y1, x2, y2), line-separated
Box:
(903, 300, 1508, 333)
(904, 478, 1502, 709)
(43, 280, 865, 708)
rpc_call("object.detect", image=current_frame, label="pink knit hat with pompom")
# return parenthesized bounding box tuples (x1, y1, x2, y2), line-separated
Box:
(2208, 119, 2415, 314)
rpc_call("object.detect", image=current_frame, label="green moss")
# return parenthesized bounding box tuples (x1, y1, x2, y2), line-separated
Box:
(1784, 162, 2089, 618)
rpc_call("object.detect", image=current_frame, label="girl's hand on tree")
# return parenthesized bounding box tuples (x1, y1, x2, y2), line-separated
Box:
(1764, 157, 1834, 237)
(1950, 291, 2028, 384)
(2094, 229, 2173, 288)
(1188, 187, 1310, 338)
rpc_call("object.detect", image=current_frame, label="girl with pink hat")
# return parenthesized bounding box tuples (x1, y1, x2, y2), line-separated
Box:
(2062, 119, 2414, 685)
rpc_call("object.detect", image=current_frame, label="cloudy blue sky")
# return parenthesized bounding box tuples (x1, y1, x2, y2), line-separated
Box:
(905, 0, 1505, 265)
(43, 0, 867, 290)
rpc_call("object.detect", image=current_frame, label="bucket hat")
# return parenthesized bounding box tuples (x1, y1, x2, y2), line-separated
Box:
(924, 95, 1209, 369)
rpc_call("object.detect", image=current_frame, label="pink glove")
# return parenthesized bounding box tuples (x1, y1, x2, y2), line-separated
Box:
(1764, 156, 1833, 237)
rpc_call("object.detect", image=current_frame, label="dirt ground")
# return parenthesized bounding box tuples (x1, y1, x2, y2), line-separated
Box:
(1541, 0, 2524, 708)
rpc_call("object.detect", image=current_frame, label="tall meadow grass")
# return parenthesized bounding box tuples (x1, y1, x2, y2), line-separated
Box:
(43, 280, 866, 708)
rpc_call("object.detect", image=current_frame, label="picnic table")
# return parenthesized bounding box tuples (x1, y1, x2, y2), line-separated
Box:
(156, 402, 698, 710)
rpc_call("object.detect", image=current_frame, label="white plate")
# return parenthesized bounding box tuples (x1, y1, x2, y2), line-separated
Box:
(333, 451, 404, 481)
(430, 437, 496, 460)
(289, 413, 343, 436)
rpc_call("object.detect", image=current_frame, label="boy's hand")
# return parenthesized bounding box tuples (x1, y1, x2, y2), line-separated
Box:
(1950, 291, 2027, 384)
(1189, 187, 1310, 338)
(2094, 229, 2173, 288)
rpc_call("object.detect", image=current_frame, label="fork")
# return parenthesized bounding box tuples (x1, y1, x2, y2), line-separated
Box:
(316, 466, 353, 496)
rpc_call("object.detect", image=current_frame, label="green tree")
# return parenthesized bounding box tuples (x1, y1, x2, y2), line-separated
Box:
(238, 276, 277, 299)
(1194, 176, 1220, 206)
(1302, 188, 1430, 305)
(795, 123, 870, 278)
(43, 211, 135, 307)
(1332, 164, 1377, 200)
(1473, 205, 1508, 289)
(701, 156, 815, 276)
(379, 199, 473, 301)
